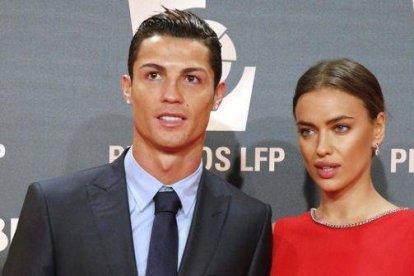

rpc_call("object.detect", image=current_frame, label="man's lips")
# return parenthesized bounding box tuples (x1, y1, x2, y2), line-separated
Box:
(159, 115, 183, 122)
(157, 113, 186, 126)
(314, 162, 340, 179)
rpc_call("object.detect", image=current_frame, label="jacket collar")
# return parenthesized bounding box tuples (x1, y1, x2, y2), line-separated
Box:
(178, 170, 231, 275)
(87, 149, 138, 276)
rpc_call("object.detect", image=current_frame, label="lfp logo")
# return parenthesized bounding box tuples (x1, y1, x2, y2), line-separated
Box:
(127, 0, 256, 131)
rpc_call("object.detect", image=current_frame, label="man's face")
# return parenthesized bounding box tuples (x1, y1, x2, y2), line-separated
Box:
(122, 35, 225, 154)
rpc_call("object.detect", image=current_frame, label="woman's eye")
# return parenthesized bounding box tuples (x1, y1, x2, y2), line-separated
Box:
(335, 125, 349, 133)
(299, 128, 314, 137)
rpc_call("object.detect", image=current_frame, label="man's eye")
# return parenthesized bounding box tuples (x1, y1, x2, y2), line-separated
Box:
(147, 72, 160, 80)
(186, 75, 200, 83)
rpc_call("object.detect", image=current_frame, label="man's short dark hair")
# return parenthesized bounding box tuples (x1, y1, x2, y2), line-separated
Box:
(128, 8, 222, 88)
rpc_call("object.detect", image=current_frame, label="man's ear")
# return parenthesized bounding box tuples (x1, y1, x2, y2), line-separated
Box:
(212, 82, 226, 111)
(372, 112, 386, 147)
(121, 75, 132, 105)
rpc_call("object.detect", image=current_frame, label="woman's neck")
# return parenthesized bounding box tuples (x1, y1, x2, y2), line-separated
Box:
(316, 181, 397, 225)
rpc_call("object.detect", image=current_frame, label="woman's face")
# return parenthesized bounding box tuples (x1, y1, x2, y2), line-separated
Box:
(294, 87, 385, 195)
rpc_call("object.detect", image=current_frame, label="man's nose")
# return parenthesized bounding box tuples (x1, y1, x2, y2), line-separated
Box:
(161, 80, 184, 104)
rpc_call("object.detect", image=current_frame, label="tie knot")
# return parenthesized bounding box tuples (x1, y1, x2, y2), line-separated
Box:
(154, 191, 181, 214)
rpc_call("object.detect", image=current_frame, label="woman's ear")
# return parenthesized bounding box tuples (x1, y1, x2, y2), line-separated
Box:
(372, 112, 386, 148)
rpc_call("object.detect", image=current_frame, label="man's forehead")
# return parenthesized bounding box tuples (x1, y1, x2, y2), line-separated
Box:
(134, 35, 211, 67)
(141, 34, 207, 48)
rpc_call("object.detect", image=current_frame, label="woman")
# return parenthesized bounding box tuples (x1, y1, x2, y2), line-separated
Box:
(271, 58, 414, 275)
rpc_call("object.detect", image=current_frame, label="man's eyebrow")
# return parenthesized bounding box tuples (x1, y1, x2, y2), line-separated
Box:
(139, 63, 165, 71)
(182, 67, 208, 74)
(296, 115, 355, 126)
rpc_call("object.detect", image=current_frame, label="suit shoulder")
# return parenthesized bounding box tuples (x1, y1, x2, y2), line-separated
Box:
(203, 170, 270, 213)
(34, 162, 119, 196)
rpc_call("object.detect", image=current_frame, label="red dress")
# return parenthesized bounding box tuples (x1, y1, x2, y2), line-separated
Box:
(271, 209, 414, 275)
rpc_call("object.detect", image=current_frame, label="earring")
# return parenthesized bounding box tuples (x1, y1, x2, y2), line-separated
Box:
(213, 102, 220, 111)
(126, 99, 131, 105)
(375, 143, 380, 156)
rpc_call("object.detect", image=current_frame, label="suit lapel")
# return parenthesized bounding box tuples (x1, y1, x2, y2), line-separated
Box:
(178, 170, 230, 275)
(87, 151, 138, 276)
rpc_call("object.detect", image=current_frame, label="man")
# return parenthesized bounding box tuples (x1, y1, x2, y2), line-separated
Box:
(4, 8, 272, 276)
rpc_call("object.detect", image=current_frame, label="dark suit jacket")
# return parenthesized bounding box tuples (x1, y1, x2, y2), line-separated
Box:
(3, 151, 272, 276)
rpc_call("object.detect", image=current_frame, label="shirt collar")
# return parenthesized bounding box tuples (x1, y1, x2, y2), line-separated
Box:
(124, 148, 201, 216)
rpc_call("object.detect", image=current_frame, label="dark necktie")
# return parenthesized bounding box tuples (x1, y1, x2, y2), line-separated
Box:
(146, 190, 182, 276)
